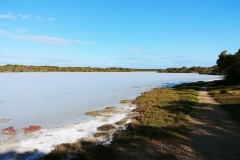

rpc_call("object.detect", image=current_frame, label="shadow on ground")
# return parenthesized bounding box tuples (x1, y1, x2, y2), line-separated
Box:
(0, 150, 45, 160)
(185, 90, 240, 159)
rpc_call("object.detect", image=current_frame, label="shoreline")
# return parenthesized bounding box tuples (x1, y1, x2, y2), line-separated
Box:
(0, 104, 137, 159)
(0, 78, 222, 159)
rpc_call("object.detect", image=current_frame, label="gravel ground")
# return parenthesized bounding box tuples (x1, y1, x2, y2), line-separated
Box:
(186, 87, 240, 159)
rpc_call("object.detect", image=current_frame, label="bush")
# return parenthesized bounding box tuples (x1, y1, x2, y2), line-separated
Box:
(98, 124, 116, 131)
(220, 89, 229, 94)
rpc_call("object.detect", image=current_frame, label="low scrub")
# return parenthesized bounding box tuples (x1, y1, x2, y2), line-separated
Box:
(93, 132, 109, 138)
(105, 106, 116, 110)
(45, 140, 116, 160)
(114, 118, 128, 125)
(208, 82, 240, 123)
(98, 124, 116, 131)
(120, 100, 132, 104)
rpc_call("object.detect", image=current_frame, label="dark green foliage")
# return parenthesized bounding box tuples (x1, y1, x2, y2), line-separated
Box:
(0, 64, 221, 74)
(216, 49, 240, 83)
(220, 89, 228, 94)
(157, 65, 221, 75)
(0, 64, 134, 72)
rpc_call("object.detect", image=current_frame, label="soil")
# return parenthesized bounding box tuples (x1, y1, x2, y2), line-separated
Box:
(186, 87, 240, 159)
(113, 87, 240, 160)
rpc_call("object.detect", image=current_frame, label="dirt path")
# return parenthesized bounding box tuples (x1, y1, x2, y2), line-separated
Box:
(114, 87, 240, 160)
(186, 87, 240, 159)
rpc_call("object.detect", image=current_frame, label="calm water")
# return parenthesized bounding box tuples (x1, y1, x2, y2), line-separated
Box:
(0, 72, 222, 141)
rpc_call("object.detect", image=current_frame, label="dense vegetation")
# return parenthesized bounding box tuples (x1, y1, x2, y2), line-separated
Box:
(0, 64, 220, 74)
(216, 49, 240, 83)
(157, 65, 220, 74)
(0, 64, 134, 72)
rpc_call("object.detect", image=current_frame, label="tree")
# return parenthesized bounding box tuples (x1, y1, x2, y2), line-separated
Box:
(217, 49, 240, 83)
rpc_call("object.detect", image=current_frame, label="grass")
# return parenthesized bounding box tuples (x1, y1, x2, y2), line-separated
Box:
(44, 140, 116, 160)
(112, 85, 199, 142)
(85, 107, 117, 117)
(97, 124, 116, 131)
(43, 84, 200, 159)
(93, 132, 109, 138)
(105, 106, 116, 110)
(120, 100, 132, 104)
(114, 118, 128, 125)
(207, 80, 240, 123)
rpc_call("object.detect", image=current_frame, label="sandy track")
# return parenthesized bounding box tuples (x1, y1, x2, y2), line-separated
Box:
(115, 87, 240, 160)
(186, 87, 240, 159)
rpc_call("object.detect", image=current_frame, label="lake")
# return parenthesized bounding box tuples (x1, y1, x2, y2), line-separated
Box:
(0, 72, 222, 141)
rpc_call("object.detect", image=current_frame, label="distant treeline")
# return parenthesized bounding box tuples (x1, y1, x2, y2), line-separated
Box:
(0, 64, 221, 74)
(157, 65, 221, 75)
(0, 65, 135, 72)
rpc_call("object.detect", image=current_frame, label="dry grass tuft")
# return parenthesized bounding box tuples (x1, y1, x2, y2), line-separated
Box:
(208, 82, 240, 123)
(120, 100, 133, 104)
(105, 106, 116, 110)
(45, 140, 116, 160)
(93, 132, 109, 138)
(114, 118, 128, 125)
(98, 124, 116, 131)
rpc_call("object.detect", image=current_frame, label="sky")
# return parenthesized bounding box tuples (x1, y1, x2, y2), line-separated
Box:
(0, 0, 240, 69)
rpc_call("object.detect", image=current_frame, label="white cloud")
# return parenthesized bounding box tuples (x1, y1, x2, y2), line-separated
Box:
(0, 14, 16, 19)
(10, 35, 69, 45)
(36, 16, 42, 20)
(0, 29, 6, 34)
(18, 14, 32, 19)
(0, 29, 9, 36)
(116, 54, 150, 61)
(129, 46, 142, 51)
(48, 18, 55, 21)
(74, 40, 83, 44)
(161, 55, 189, 60)
(84, 42, 96, 45)
(1, 28, 69, 45)
(0, 55, 76, 66)
(82, 33, 97, 37)
(16, 28, 29, 34)
(0, 22, 9, 26)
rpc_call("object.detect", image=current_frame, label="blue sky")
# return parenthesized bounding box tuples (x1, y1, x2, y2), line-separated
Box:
(0, 0, 240, 69)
